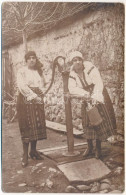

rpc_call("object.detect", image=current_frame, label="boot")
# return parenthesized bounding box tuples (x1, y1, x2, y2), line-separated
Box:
(95, 139, 101, 159)
(22, 142, 29, 168)
(83, 139, 93, 158)
(29, 141, 44, 160)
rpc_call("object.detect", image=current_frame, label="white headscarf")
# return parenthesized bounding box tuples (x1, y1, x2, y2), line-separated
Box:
(68, 51, 83, 62)
(68, 51, 84, 71)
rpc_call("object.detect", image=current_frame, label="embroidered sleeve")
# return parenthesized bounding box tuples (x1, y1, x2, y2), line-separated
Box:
(89, 66, 104, 103)
(87, 66, 95, 75)
(68, 76, 89, 96)
(17, 69, 37, 101)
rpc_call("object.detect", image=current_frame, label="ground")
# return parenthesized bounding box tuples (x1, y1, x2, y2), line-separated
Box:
(2, 119, 124, 193)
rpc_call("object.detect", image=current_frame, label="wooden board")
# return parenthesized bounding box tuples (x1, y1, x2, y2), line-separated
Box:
(39, 142, 86, 153)
(39, 143, 87, 164)
(46, 120, 84, 136)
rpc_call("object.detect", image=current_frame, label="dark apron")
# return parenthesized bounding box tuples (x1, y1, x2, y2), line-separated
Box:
(17, 87, 47, 143)
(78, 73, 117, 140)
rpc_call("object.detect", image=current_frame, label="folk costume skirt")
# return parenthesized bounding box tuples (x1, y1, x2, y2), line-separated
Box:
(81, 88, 117, 141)
(17, 87, 47, 143)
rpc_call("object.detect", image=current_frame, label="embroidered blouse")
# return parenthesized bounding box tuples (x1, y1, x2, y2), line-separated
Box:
(68, 61, 104, 103)
(17, 66, 46, 101)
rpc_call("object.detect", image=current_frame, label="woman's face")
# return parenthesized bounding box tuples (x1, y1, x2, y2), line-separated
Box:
(27, 56, 36, 68)
(72, 57, 83, 73)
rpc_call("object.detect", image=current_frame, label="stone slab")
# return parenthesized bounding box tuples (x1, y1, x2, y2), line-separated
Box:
(46, 120, 84, 136)
(58, 158, 111, 183)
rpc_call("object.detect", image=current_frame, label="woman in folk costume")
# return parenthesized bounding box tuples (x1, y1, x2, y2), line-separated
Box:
(68, 51, 117, 159)
(17, 51, 47, 167)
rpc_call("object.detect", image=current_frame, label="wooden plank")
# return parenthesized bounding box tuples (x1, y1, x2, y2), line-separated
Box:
(46, 120, 84, 136)
(39, 143, 87, 164)
(39, 142, 87, 153)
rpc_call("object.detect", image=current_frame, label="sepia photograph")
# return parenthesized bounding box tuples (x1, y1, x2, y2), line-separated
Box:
(1, 1, 125, 193)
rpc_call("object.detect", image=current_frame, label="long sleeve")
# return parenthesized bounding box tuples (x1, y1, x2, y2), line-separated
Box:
(89, 67, 104, 103)
(38, 72, 47, 93)
(68, 77, 89, 96)
(17, 69, 37, 101)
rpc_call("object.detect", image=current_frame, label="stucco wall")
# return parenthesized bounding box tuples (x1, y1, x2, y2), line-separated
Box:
(5, 4, 124, 134)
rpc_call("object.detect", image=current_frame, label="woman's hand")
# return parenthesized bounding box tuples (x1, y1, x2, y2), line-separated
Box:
(34, 96, 42, 103)
(91, 98, 97, 105)
(83, 92, 91, 100)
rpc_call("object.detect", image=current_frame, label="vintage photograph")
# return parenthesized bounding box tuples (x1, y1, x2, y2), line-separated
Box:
(1, 1, 124, 193)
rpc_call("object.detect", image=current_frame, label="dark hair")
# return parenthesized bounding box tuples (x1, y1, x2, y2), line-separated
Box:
(25, 51, 43, 76)
(25, 51, 37, 62)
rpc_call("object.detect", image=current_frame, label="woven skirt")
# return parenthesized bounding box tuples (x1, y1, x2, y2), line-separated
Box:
(81, 88, 117, 141)
(17, 88, 47, 143)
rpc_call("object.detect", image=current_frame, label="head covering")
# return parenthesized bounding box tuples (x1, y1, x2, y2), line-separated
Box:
(25, 51, 37, 62)
(69, 51, 83, 62)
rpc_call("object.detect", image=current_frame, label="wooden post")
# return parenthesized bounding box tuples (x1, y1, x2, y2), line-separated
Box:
(62, 71, 80, 156)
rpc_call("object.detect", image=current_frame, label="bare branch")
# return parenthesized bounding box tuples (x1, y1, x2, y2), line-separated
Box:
(24, 2, 32, 17)
(70, 3, 91, 16)
(3, 26, 22, 32)
(58, 3, 67, 20)
(23, 2, 46, 30)
(16, 2, 24, 20)
(2, 2, 94, 48)
(69, 3, 85, 13)
(9, 3, 20, 17)
(6, 3, 24, 28)
(24, 2, 38, 19)
(2, 7, 15, 15)
(14, 12, 23, 28)
(42, 3, 59, 22)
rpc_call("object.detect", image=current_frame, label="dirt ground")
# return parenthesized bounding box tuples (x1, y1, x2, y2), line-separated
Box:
(2, 119, 83, 193)
(1, 119, 124, 193)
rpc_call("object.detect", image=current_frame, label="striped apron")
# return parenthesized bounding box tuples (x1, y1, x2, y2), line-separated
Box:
(81, 87, 117, 141)
(17, 87, 47, 143)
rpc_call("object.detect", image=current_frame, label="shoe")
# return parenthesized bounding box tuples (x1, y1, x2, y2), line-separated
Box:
(21, 158, 28, 168)
(29, 151, 44, 160)
(95, 139, 102, 159)
(83, 139, 93, 158)
(83, 148, 93, 157)
(95, 150, 102, 159)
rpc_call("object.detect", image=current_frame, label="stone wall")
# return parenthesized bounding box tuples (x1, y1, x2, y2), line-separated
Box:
(78, 4, 124, 133)
(5, 4, 124, 134)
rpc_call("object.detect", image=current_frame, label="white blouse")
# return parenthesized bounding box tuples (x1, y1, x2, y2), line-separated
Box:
(68, 61, 104, 103)
(17, 66, 46, 101)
